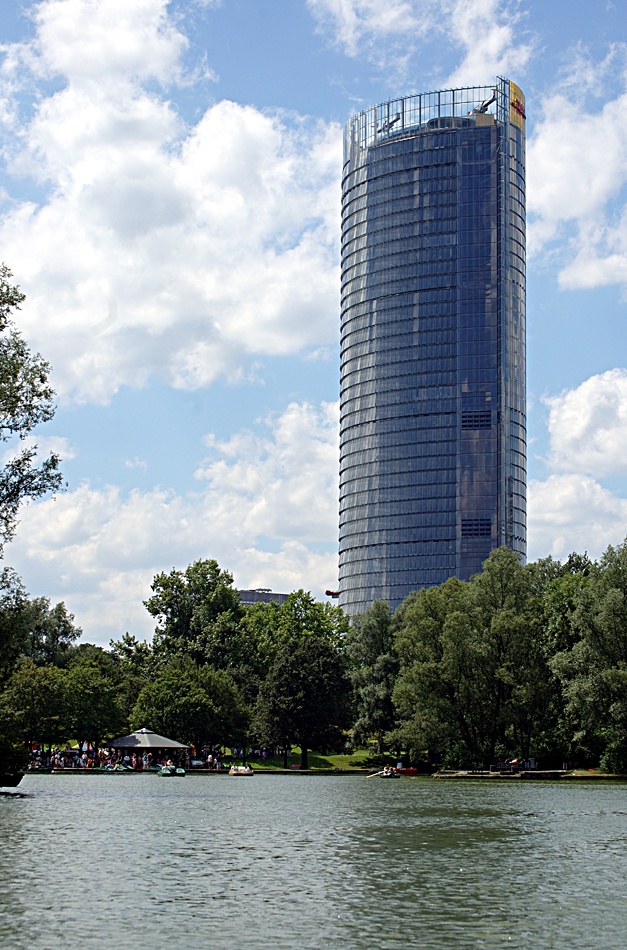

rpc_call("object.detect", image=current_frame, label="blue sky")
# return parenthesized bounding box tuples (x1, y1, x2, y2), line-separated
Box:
(1, 0, 627, 646)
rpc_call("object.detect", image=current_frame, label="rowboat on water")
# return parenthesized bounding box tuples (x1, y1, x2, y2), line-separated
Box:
(229, 765, 254, 776)
(157, 765, 186, 777)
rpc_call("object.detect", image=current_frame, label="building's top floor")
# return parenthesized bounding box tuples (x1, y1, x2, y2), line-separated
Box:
(343, 78, 525, 168)
(237, 588, 290, 606)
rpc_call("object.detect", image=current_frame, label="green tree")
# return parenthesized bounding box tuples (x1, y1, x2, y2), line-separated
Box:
(347, 600, 399, 750)
(144, 559, 244, 667)
(392, 549, 558, 768)
(0, 567, 29, 683)
(64, 660, 125, 749)
(254, 635, 352, 769)
(550, 540, 627, 771)
(0, 660, 67, 750)
(392, 577, 481, 766)
(270, 590, 349, 649)
(21, 597, 82, 667)
(130, 656, 248, 753)
(109, 633, 158, 721)
(0, 264, 63, 552)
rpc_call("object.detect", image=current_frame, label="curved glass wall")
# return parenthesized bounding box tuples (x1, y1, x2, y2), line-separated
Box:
(339, 79, 526, 615)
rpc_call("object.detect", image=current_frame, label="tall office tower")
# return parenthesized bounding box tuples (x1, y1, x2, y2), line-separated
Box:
(339, 79, 526, 615)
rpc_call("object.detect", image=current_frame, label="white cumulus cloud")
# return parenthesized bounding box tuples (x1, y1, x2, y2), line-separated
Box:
(0, 0, 341, 405)
(307, 0, 533, 86)
(542, 369, 627, 477)
(527, 50, 627, 289)
(7, 400, 340, 646)
(528, 473, 627, 563)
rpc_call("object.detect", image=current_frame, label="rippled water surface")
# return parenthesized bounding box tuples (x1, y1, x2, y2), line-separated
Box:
(2, 774, 627, 948)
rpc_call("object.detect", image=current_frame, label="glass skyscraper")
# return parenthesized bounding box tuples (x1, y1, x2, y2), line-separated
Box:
(339, 79, 526, 615)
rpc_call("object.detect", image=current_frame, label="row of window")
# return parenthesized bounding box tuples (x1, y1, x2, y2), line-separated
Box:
(341, 327, 502, 352)
(342, 223, 460, 250)
(340, 408, 494, 430)
(340, 325, 456, 350)
(342, 360, 460, 385)
(342, 206, 458, 236)
(342, 259, 484, 289)
(342, 244, 459, 278)
(341, 392, 459, 414)
(342, 324, 458, 349)
(340, 472, 458, 494)
(340, 498, 457, 517)
(343, 199, 460, 227)
(345, 307, 498, 330)
(341, 285, 489, 312)
(342, 279, 458, 307)
(341, 374, 462, 396)
(338, 571, 457, 592)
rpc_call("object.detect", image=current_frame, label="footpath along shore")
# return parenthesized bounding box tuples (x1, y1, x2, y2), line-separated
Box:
(20, 767, 627, 780)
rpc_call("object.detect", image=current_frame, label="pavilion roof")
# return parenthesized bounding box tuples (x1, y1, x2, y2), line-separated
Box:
(108, 728, 189, 749)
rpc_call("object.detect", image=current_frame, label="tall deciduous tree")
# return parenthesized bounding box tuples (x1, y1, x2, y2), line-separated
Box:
(254, 635, 352, 769)
(144, 559, 244, 667)
(0, 660, 67, 750)
(109, 633, 158, 721)
(130, 657, 248, 753)
(551, 540, 627, 771)
(347, 600, 398, 750)
(21, 597, 82, 667)
(0, 265, 63, 553)
(392, 549, 557, 768)
(0, 567, 29, 683)
(64, 660, 125, 750)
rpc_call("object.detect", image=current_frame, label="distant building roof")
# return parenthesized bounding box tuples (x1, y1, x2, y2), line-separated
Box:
(238, 588, 289, 606)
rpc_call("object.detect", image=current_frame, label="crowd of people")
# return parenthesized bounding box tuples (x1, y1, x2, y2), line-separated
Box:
(28, 744, 288, 771)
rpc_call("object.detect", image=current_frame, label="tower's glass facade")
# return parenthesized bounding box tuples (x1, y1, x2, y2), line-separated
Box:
(339, 80, 526, 615)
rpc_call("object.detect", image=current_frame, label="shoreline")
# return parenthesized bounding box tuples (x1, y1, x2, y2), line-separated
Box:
(21, 767, 627, 781)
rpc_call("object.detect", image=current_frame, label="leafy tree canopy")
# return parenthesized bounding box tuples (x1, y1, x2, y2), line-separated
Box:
(0, 659, 67, 748)
(21, 597, 82, 667)
(254, 635, 352, 769)
(0, 264, 63, 553)
(144, 558, 244, 666)
(130, 656, 248, 751)
(347, 600, 398, 749)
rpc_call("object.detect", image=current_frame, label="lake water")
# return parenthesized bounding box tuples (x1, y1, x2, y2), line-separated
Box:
(1, 773, 627, 948)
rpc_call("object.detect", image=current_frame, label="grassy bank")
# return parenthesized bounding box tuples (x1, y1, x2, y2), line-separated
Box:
(243, 749, 379, 771)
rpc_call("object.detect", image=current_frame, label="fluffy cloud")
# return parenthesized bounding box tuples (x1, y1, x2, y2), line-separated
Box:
(0, 0, 341, 405)
(444, 0, 533, 88)
(527, 53, 627, 287)
(542, 369, 627, 477)
(31, 0, 188, 84)
(528, 473, 627, 562)
(527, 369, 627, 563)
(307, 0, 533, 84)
(195, 400, 339, 543)
(7, 401, 340, 646)
(307, 0, 421, 59)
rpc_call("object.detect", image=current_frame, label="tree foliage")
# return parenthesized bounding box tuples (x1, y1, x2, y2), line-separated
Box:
(392, 550, 558, 768)
(0, 264, 63, 552)
(254, 634, 352, 769)
(1, 660, 67, 748)
(130, 656, 248, 751)
(64, 660, 125, 748)
(7, 541, 627, 776)
(145, 558, 244, 667)
(347, 600, 398, 749)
